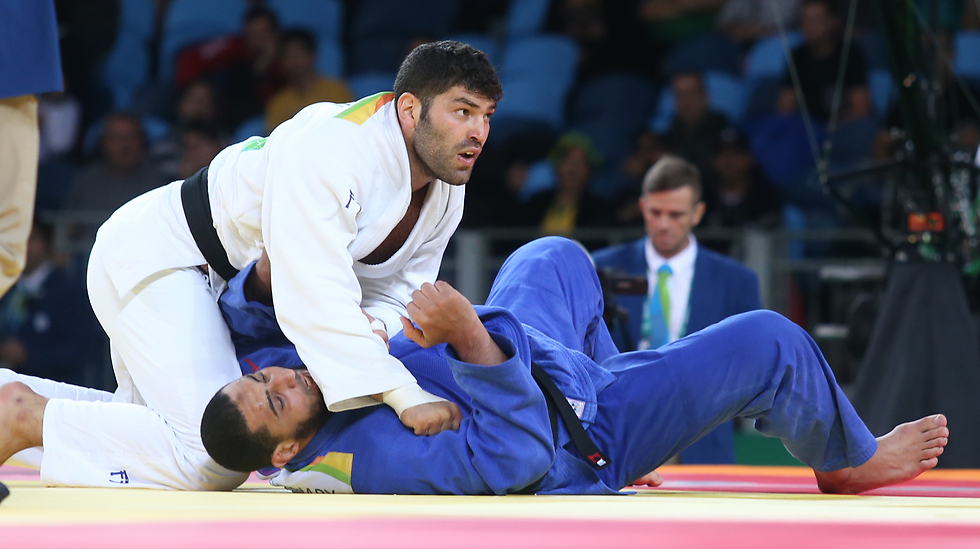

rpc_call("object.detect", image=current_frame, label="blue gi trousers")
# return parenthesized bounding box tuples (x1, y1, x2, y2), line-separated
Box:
(488, 237, 878, 491)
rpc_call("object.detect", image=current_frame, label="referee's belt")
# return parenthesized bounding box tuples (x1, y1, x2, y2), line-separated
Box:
(180, 167, 241, 282)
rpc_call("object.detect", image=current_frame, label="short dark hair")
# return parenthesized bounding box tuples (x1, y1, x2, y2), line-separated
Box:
(642, 155, 702, 201)
(244, 6, 279, 28)
(201, 390, 278, 473)
(393, 40, 502, 110)
(281, 28, 317, 55)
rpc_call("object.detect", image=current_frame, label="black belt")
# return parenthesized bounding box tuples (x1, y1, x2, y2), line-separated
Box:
(517, 364, 610, 494)
(530, 363, 610, 470)
(180, 167, 240, 282)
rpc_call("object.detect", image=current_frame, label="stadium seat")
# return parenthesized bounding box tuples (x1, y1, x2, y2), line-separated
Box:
(953, 31, 980, 83)
(117, 0, 156, 42)
(101, 33, 150, 110)
(869, 69, 894, 120)
(494, 35, 579, 129)
(443, 33, 499, 66)
(267, 0, 343, 46)
(744, 32, 803, 81)
(349, 0, 458, 73)
(317, 41, 345, 79)
(159, 0, 247, 81)
(568, 73, 658, 169)
(506, 0, 551, 39)
(233, 116, 267, 143)
(347, 72, 396, 98)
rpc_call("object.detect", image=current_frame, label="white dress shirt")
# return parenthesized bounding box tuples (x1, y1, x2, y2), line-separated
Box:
(644, 234, 699, 342)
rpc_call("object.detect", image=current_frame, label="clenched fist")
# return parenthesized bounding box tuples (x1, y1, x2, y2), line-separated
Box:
(400, 281, 507, 366)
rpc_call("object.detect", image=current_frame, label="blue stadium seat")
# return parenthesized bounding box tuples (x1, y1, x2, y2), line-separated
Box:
(869, 69, 894, 120)
(954, 31, 980, 82)
(744, 31, 803, 80)
(506, 0, 551, 39)
(569, 73, 657, 168)
(443, 33, 499, 66)
(495, 35, 579, 129)
(347, 72, 396, 98)
(267, 0, 343, 46)
(348, 0, 458, 73)
(649, 71, 748, 132)
(233, 116, 267, 143)
(101, 33, 150, 109)
(117, 0, 156, 42)
(317, 41, 345, 79)
(159, 0, 247, 81)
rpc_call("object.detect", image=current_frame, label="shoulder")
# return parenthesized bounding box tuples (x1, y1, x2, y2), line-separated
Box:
(592, 238, 644, 267)
(698, 248, 757, 282)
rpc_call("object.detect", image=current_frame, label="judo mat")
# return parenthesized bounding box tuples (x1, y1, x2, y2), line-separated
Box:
(3, 463, 980, 549)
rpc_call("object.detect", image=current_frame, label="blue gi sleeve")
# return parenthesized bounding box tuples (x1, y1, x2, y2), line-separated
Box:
(293, 310, 557, 495)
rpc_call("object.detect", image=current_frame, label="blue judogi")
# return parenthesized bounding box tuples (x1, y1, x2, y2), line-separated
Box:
(593, 237, 762, 465)
(219, 237, 877, 495)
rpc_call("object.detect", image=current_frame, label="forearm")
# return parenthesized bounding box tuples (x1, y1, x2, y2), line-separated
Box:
(448, 323, 508, 366)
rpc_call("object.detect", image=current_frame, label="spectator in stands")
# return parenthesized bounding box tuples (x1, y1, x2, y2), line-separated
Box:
(702, 128, 782, 231)
(637, 0, 728, 46)
(177, 122, 225, 181)
(176, 7, 285, 132)
(614, 130, 667, 225)
(525, 133, 615, 237)
(777, 0, 870, 123)
(592, 156, 762, 464)
(663, 72, 728, 174)
(153, 80, 223, 178)
(264, 30, 352, 133)
(717, 0, 802, 45)
(62, 112, 170, 236)
(0, 220, 98, 387)
(545, 0, 655, 78)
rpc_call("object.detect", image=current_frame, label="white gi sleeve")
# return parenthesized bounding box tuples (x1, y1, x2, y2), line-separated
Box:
(262, 122, 420, 413)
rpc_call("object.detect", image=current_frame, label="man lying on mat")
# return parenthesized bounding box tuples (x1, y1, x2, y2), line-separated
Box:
(204, 236, 947, 495)
(0, 237, 948, 494)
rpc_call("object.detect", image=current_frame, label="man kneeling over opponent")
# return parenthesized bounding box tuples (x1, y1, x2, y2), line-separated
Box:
(193, 237, 948, 495)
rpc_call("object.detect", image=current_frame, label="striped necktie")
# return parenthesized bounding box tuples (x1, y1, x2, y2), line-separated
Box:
(646, 264, 672, 349)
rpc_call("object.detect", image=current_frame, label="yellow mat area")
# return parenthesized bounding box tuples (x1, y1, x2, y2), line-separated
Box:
(3, 467, 980, 528)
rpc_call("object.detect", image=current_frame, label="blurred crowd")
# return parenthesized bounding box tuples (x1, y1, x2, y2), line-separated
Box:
(6, 0, 980, 387)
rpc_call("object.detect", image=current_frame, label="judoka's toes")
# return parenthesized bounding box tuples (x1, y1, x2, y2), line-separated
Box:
(814, 414, 948, 495)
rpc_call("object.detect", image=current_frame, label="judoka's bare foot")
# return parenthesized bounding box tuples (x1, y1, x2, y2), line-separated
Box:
(814, 414, 948, 494)
(631, 470, 664, 487)
(0, 382, 47, 465)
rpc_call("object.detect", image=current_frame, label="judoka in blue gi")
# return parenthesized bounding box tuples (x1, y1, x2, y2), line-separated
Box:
(195, 236, 949, 496)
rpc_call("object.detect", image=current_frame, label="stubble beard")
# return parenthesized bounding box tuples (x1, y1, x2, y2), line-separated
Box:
(413, 115, 473, 186)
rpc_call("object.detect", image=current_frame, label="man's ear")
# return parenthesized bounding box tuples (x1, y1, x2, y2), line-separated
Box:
(270, 439, 303, 469)
(397, 92, 422, 131)
(692, 201, 706, 227)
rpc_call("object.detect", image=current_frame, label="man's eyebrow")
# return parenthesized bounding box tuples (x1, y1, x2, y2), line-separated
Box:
(265, 390, 279, 418)
(245, 375, 278, 418)
(452, 97, 481, 109)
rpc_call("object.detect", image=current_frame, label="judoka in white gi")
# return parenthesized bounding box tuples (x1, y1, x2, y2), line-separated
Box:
(0, 40, 502, 490)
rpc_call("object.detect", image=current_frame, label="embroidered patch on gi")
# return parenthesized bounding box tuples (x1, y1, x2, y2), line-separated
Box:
(566, 398, 586, 419)
(335, 92, 394, 126)
(242, 137, 267, 151)
(270, 452, 354, 494)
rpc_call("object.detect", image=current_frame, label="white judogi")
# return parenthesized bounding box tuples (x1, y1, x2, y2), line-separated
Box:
(34, 94, 465, 489)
